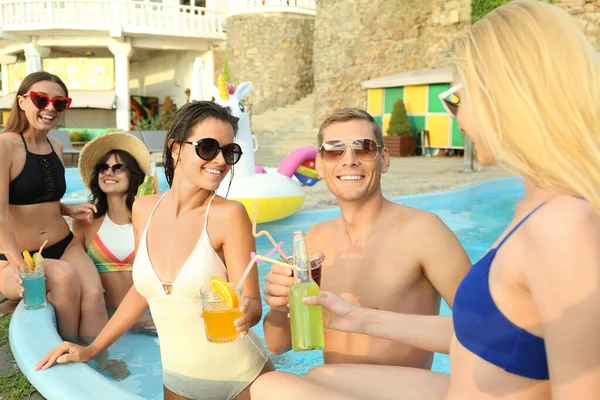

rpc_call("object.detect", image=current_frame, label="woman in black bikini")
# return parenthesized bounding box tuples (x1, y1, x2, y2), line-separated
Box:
(0, 72, 108, 344)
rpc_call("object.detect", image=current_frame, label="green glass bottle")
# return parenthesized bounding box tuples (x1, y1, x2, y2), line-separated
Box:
(288, 230, 325, 352)
(136, 161, 156, 198)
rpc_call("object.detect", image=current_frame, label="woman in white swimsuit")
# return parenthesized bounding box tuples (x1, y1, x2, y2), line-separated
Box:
(37, 101, 274, 400)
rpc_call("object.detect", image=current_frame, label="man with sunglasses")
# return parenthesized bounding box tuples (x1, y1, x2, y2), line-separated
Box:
(263, 108, 471, 370)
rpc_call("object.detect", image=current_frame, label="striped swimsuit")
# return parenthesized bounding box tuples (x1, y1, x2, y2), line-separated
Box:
(88, 215, 135, 273)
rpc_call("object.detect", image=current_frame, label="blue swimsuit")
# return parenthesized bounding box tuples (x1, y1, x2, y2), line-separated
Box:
(453, 202, 549, 380)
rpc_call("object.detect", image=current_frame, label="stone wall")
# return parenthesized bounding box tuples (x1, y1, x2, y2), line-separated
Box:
(312, 0, 471, 125)
(554, 0, 600, 49)
(225, 12, 314, 114)
(213, 42, 227, 87)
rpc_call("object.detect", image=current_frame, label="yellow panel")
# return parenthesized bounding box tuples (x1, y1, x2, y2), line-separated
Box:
(8, 63, 27, 93)
(427, 115, 451, 148)
(367, 89, 383, 115)
(42, 58, 115, 90)
(403, 85, 428, 114)
(382, 114, 391, 136)
(2, 110, 10, 125)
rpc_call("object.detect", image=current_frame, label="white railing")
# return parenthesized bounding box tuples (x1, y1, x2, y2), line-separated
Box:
(0, 0, 227, 39)
(227, 0, 316, 17)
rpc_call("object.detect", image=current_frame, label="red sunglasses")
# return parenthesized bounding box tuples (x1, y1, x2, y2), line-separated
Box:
(23, 91, 72, 113)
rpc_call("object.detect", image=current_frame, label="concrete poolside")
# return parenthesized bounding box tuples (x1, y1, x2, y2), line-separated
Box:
(0, 155, 510, 400)
(298, 156, 510, 211)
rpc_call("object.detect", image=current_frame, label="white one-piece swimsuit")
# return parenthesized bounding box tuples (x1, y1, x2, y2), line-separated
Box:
(133, 192, 268, 399)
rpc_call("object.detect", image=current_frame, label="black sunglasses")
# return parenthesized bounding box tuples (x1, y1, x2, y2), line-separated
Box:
(181, 138, 243, 166)
(319, 138, 382, 163)
(98, 163, 126, 175)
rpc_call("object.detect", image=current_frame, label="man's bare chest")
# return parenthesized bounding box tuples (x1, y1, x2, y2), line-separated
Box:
(319, 247, 423, 310)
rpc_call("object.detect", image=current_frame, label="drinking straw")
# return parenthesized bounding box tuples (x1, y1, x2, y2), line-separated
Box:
(235, 254, 297, 291)
(0, 240, 48, 274)
(252, 241, 284, 263)
(38, 240, 48, 257)
(252, 202, 288, 259)
(33, 240, 48, 271)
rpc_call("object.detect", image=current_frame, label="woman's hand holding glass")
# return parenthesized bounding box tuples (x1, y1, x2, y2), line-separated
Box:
(234, 297, 253, 335)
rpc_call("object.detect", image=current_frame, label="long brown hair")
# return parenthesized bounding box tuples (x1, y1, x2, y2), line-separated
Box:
(2, 71, 69, 134)
(88, 150, 145, 218)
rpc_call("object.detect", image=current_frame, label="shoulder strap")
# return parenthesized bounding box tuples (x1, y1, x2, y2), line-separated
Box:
(142, 192, 168, 236)
(19, 133, 28, 151)
(203, 192, 217, 232)
(46, 136, 56, 153)
(496, 201, 548, 249)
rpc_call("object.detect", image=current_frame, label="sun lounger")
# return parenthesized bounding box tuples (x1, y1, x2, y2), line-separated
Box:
(129, 130, 145, 144)
(48, 129, 80, 164)
(140, 130, 167, 153)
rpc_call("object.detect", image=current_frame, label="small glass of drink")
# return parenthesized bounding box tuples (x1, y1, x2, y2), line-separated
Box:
(200, 285, 244, 343)
(19, 260, 47, 310)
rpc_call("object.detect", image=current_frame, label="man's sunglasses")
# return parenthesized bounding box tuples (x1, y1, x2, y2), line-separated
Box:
(181, 138, 243, 166)
(438, 84, 461, 119)
(319, 138, 382, 163)
(23, 91, 72, 113)
(98, 163, 126, 175)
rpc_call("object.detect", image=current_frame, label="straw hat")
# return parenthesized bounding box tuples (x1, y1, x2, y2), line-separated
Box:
(78, 132, 159, 192)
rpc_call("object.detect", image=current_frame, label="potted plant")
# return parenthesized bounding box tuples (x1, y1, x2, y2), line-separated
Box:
(385, 99, 415, 157)
(68, 130, 91, 148)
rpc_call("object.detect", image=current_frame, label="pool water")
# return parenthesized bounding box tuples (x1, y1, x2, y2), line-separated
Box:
(62, 167, 171, 205)
(73, 169, 524, 400)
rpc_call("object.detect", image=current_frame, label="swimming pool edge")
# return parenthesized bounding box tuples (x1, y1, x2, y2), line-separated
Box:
(9, 302, 143, 399)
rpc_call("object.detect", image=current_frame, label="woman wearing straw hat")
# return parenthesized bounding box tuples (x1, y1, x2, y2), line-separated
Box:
(75, 131, 158, 313)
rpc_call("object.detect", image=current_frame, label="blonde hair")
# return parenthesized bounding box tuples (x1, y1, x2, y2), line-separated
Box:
(447, 0, 600, 209)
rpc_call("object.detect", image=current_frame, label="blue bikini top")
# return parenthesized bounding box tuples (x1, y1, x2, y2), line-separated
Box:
(452, 201, 549, 380)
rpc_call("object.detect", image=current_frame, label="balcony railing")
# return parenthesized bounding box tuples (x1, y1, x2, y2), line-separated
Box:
(0, 0, 226, 39)
(227, 0, 316, 17)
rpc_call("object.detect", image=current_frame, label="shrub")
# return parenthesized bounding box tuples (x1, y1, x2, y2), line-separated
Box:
(387, 99, 412, 136)
(68, 130, 90, 142)
(472, 0, 552, 23)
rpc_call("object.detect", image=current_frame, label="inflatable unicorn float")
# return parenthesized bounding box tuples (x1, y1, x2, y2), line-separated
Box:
(210, 76, 320, 223)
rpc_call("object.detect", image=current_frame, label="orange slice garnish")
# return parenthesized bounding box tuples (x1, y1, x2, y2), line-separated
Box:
(210, 276, 239, 308)
(22, 251, 35, 270)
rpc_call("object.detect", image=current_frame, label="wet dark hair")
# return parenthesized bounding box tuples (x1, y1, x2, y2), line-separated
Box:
(88, 150, 145, 218)
(3, 71, 69, 134)
(162, 101, 239, 187)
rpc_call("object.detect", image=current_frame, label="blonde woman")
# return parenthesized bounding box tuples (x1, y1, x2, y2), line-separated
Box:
(251, 1, 600, 399)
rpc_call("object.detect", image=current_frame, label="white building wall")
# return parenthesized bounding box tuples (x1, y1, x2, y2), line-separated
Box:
(129, 49, 213, 108)
(64, 109, 116, 129)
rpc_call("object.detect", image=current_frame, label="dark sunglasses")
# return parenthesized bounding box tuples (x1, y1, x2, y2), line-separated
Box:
(319, 138, 382, 163)
(23, 91, 72, 113)
(181, 138, 243, 166)
(98, 163, 126, 175)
